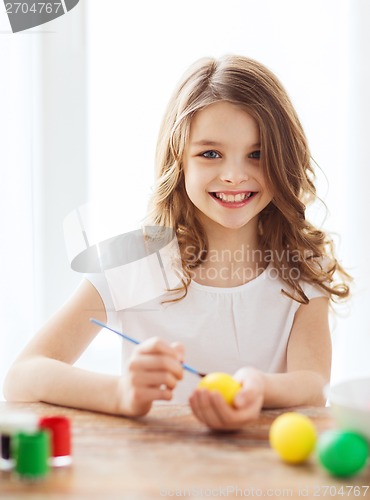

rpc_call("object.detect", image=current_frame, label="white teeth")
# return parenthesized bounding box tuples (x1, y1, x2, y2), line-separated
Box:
(214, 192, 253, 202)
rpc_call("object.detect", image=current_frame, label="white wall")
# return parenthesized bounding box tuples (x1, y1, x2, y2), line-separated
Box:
(335, 0, 370, 380)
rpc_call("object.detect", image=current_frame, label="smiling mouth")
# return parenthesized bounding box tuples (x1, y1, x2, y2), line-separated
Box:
(211, 192, 257, 203)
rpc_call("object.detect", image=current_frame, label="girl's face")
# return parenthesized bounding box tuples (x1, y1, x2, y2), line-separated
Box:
(183, 101, 273, 234)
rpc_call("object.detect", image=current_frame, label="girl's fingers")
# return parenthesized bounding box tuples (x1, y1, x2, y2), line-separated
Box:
(120, 338, 186, 415)
(132, 338, 185, 377)
(138, 386, 174, 402)
(205, 391, 241, 428)
(190, 390, 226, 428)
(189, 390, 208, 424)
(190, 388, 262, 430)
(130, 370, 179, 391)
(127, 386, 174, 414)
(129, 352, 184, 380)
(233, 368, 265, 403)
(136, 337, 183, 359)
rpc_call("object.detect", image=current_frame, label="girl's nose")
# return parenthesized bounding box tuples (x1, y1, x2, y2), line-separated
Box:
(220, 162, 249, 185)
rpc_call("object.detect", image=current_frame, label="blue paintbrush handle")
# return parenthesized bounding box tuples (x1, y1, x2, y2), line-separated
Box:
(89, 318, 203, 377)
(90, 318, 140, 344)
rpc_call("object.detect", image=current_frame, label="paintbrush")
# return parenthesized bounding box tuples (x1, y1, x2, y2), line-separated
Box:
(89, 318, 205, 378)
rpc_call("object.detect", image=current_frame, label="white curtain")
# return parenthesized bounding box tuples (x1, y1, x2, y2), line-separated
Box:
(0, 4, 87, 397)
(0, 30, 37, 398)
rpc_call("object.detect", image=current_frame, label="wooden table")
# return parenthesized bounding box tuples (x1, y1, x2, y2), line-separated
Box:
(0, 403, 369, 499)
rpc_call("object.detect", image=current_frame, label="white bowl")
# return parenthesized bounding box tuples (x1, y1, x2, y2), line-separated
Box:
(326, 377, 370, 442)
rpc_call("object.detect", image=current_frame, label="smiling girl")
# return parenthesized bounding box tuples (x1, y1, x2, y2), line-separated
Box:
(4, 55, 350, 430)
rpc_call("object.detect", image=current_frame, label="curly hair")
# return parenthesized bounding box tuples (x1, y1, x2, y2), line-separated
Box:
(146, 55, 351, 304)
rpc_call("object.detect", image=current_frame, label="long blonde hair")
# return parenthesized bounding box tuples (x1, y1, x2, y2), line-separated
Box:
(146, 55, 351, 304)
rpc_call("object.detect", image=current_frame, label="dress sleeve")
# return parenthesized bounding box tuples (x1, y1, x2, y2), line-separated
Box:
(84, 273, 120, 329)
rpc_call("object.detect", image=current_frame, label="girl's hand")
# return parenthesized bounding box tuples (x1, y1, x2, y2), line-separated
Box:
(116, 337, 185, 417)
(189, 367, 265, 431)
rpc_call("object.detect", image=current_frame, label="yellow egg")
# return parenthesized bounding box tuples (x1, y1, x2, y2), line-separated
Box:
(197, 372, 241, 405)
(269, 412, 317, 464)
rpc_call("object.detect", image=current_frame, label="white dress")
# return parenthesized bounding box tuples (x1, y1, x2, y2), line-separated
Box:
(85, 265, 326, 403)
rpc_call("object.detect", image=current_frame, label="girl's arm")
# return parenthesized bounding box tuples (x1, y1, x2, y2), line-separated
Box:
(3, 280, 184, 417)
(190, 296, 331, 430)
(262, 295, 331, 407)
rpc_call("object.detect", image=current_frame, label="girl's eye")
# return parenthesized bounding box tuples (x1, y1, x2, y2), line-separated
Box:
(249, 150, 261, 160)
(201, 150, 221, 159)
